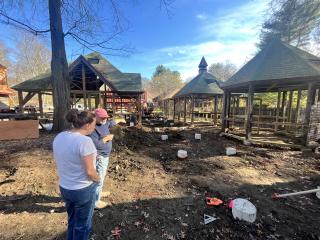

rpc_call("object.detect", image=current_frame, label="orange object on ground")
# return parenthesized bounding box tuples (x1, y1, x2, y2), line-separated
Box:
(206, 197, 223, 206)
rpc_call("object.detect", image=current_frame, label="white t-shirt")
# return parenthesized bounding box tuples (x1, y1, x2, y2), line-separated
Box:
(53, 131, 97, 190)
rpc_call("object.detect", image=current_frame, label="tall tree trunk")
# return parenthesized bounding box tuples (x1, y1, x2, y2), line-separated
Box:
(49, 0, 70, 132)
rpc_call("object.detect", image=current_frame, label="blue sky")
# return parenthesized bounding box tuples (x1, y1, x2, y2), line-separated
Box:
(1, 0, 269, 80)
(104, 0, 269, 80)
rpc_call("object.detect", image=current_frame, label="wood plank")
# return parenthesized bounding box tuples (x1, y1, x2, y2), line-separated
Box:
(245, 84, 254, 140)
(275, 91, 281, 131)
(0, 120, 39, 140)
(295, 90, 302, 123)
(183, 97, 187, 123)
(82, 64, 87, 109)
(304, 82, 317, 144)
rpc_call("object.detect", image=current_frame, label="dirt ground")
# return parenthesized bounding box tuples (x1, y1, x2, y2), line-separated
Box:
(0, 126, 320, 240)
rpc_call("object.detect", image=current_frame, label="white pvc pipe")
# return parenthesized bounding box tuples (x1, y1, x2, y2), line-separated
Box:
(275, 188, 320, 198)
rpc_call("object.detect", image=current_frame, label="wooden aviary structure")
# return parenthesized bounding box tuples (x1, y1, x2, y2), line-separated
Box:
(12, 52, 144, 123)
(221, 39, 320, 146)
(0, 64, 15, 107)
(172, 57, 223, 125)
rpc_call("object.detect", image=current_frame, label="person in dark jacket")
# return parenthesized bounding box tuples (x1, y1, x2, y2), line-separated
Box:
(89, 108, 116, 209)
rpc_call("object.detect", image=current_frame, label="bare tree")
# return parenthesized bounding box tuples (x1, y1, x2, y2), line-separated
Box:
(11, 31, 51, 84)
(208, 61, 237, 82)
(0, 0, 175, 131)
(0, 40, 11, 69)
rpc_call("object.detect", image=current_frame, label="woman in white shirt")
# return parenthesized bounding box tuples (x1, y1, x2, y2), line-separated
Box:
(53, 109, 100, 240)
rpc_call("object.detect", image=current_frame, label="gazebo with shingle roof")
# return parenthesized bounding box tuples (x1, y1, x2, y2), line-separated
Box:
(172, 57, 224, 124)
(221, 39, 320, 144)
(12, 52, 144, 122)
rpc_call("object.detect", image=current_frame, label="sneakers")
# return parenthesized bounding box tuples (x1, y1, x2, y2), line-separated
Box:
(95, 200, 111, 209)
(101, 191, 111, 198)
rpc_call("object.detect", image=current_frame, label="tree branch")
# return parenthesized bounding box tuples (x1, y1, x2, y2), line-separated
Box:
(68, 32, 134, 56)
(0, 11, 50, 35)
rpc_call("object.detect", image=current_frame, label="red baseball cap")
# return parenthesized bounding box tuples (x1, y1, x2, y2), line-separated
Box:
(95, 108, 109, 118)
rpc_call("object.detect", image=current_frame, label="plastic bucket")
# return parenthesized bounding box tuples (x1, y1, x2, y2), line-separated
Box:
(161, 135, 168, 141)
(226, 147, 237, 156)
(195, 133, 201, 140)
(177, 150, 188, 159)
(232, 198, 257, 223)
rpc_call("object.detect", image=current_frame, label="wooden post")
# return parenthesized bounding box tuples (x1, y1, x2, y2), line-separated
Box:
(173, 98, 176, 121)
(221, 91, 228, 132)
(183, 97, 187, 123)
(138, 95, 142, 124)
(275, 91, 281, 131)
(82, 64, 87, 110)
(18, 91, 23, 113)
(304, 82, 317, 144)
(103, 84, 107, 108)
(231, 96, 236, 128)
(257, 99, 262, 134)
(286, 90, 293, 131)
(245, 84, 254, 140)
(295, 90, 302, 123)
(213, 96, 218, 125)
(236, 96, 240, 115)
(94, 95, 99, 108)
(112, 93, 116, 114)
(88, 94, 92, 110)
(281, 91, 287, 125)
(38, 93, 43, 117)
(191, 96, 195, 124)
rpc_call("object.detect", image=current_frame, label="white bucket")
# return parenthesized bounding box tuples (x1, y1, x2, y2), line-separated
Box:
(232, 198, 257, 223)
(170, 123, 174, 126)
(195, 133, 201, 140)
(177, 150, 188, 159)
(130, 122, 134, 127)
(155, 127, 160, 132)
(161, 135, 168, 141)
(226, 147, 237, 156)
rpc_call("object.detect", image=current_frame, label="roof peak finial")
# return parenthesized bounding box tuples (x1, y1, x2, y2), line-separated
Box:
(199, 56, 208, 73)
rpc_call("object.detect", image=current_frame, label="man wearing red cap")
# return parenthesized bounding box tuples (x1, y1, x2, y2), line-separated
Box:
(89, 108, 117, 209)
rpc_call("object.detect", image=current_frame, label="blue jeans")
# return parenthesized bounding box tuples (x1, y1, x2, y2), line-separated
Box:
(60, 183, 97, 240)
(95, 155, 109, 204)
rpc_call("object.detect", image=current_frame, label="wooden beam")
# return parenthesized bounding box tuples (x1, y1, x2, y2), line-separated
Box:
(94, 95, 99, 108)
(257, 99, 262, 134)
(245, 84, 254, 140)
(183, 97, 187, 123)
(173, 99, 176, 121)
(38, 93, 43, 116)
(191, 96, 195, 124)
(281, 91, 287, 124)
(295, 90, 302, 123)
(275, 91, 281, 131)
(304, 82, 317, 144)
(112, 92, 116, 114)
(21, 92, 36, 106)
(103, 84, 107, 108)
(221, 91, 229, 132)
(18, 91, 23, 113)
(286, 90, 293, 131)
(88, 93, 91, 110)
(82, 64, 87, 109)
(213, 96, 218, 125)
(138, 95, 142, 124)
